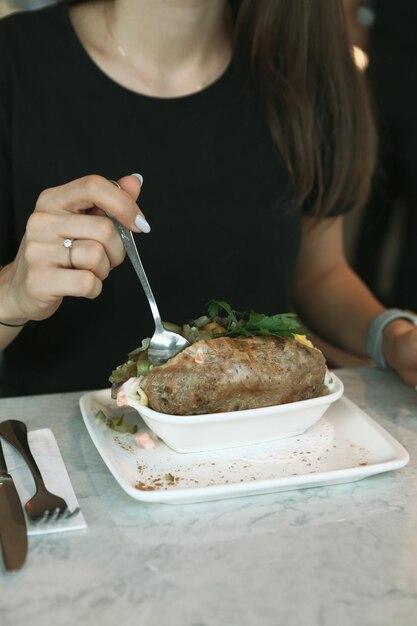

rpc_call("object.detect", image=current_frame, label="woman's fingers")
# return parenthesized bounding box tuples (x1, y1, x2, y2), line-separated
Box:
(61, 240, 111, 280)
(29, 266, 104, 300)
(118, 174, 151, 233)
(26, 212, 125, 267)
(396, 329, 417, 386)
(25, 239, 111, 281)
(35, 174, 147, 233)
(118, 173, 143, 201)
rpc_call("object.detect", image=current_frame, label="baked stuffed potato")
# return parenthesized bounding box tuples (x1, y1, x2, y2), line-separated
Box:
(110, 301, 327, 415)
(141, 334, 326, 415)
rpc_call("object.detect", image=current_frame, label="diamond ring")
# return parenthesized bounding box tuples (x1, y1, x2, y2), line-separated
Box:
(63, 238, 75, 269)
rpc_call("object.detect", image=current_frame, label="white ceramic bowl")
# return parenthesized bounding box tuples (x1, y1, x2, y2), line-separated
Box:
(125, 371, 344, 453)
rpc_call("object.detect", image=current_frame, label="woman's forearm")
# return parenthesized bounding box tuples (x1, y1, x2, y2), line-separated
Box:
(294, 261, 385, 358)
(0, 263, 26, 351)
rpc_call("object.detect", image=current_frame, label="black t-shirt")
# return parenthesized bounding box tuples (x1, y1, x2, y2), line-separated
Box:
(0, 2, 336, 397)
(368, 0, 417, 123)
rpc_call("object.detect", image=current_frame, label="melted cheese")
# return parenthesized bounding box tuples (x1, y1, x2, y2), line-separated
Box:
(294, 334, 321, 352)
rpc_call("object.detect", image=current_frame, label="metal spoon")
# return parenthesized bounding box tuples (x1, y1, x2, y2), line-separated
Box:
(109, 181, 190, 365)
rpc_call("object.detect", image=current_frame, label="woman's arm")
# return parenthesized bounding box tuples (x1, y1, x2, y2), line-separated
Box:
(0, 263, 26, 350)
(293, 215, 417, 385)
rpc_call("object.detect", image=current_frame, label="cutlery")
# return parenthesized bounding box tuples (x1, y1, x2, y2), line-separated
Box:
(109, 180, 190, 365)
(0, 420, 79, 522)
(0, 435, 27, 572)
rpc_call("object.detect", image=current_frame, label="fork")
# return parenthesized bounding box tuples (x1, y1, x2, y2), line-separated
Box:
(0, 420, 80, 522)
(109, 180, 190, 365)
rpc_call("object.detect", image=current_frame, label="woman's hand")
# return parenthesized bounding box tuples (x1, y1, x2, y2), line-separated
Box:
(383, 320, 417, 386)
(0, 174, 148, 325)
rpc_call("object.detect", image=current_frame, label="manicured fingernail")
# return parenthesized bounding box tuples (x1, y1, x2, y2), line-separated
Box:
(131, 173, 143, 186)
(135, 214, 151, 233)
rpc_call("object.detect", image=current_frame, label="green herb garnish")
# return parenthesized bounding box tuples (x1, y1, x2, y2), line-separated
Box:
(206, 300, 306, 339)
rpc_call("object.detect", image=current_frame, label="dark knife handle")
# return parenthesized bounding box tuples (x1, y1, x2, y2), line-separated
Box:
(0, 420, 46, 493)
(0, 437, 7, 474)
(0, 424, 28, 572)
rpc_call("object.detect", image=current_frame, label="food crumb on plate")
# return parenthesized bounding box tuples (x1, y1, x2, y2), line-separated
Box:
(135, 473, 182, 491)
(136, 481, 156, 491)
(135, 432, 156, 449)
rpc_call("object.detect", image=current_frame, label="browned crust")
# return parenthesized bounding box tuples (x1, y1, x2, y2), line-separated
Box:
(141, 336, 326, 416)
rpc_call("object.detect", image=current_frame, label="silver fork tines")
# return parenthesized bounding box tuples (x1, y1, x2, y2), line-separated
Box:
(39, 506, 81, 523)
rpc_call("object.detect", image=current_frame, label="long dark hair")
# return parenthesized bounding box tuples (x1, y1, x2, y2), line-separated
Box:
(230, 0, 375, 215)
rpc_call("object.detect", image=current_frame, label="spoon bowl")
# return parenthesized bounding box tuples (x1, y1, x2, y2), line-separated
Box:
(147, 328, 190, 366)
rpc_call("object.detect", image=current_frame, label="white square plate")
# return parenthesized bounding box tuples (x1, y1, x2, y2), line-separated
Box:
(79, 390, 409, 504)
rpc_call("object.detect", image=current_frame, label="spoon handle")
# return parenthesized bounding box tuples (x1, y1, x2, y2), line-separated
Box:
(111, 219, 164, 333)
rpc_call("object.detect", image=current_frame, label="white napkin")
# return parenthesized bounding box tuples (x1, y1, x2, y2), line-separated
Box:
(2, 427, 87, 536)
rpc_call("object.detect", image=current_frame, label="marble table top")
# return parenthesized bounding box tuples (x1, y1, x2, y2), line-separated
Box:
(1, 368, 417, 626)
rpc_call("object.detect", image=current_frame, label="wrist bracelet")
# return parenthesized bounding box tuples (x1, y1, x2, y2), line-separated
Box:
(366, 308, 417, 369)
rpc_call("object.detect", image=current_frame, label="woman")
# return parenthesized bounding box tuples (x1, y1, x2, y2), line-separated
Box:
(0, 0, 416, 397)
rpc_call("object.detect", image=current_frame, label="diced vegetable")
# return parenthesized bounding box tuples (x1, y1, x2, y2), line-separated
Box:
(182, 325, 214, 343)
(95, 409, 137, 434)
(162, 321, 183, 334)
(109, 414, 138, 434)
(201, 321, 226, 334)
(137, 360, 152, 376)
(127, 337, 150, 358)
(95, 410, 106, 424)
(193, 315, 210, 328)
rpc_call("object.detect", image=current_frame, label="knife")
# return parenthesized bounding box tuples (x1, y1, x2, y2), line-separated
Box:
(0, 436, 28, 572)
